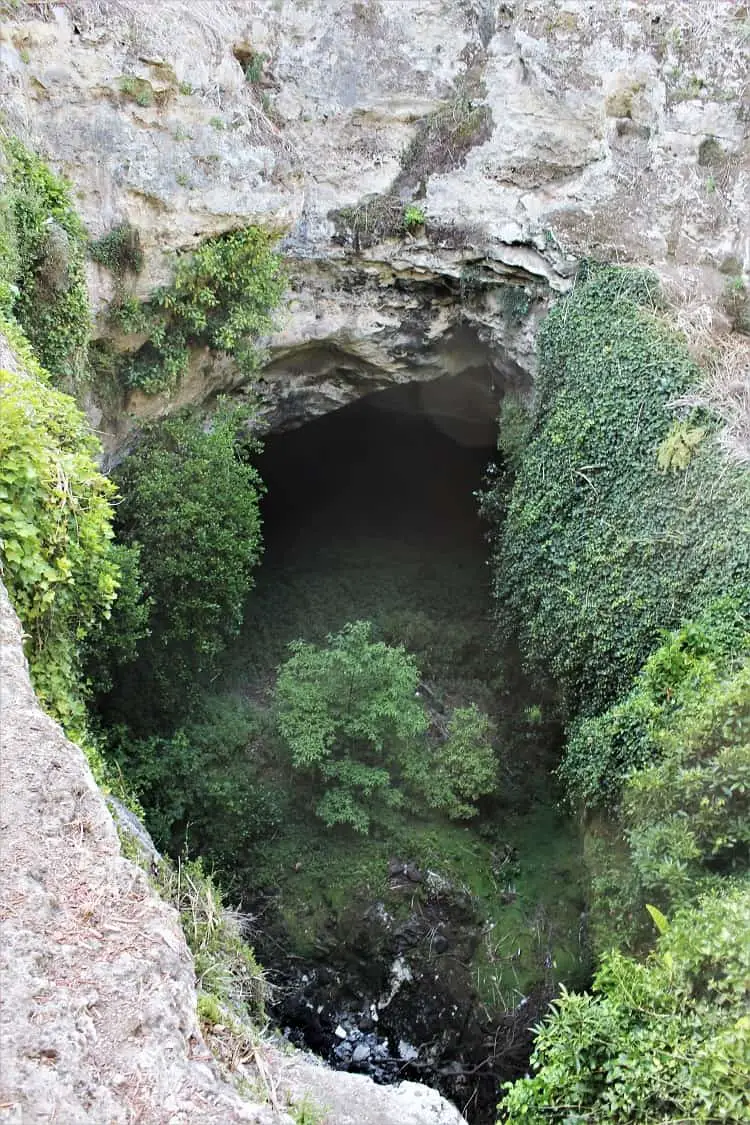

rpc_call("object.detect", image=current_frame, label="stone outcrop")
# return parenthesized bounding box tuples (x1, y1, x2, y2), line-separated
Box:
(0, 581, 277, 1125)
(0, 0, 746, 444)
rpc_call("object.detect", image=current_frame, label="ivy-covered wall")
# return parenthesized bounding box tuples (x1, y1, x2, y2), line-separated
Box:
(0, 332, 117, 736)
(492, 266, 750, 1124)
(486, 265, 750, 718)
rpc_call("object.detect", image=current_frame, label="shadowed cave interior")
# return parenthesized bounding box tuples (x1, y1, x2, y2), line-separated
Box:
(226, 369, 502, 690)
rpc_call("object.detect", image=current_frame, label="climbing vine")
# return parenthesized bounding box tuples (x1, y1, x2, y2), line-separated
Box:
(484, 264, 750, 716)
(0, 353, 117, 733)
(1, 136, 91, 385)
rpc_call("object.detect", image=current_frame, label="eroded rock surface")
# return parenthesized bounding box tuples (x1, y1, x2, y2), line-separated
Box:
(0, 582, 276, 1125)
(0, 1, 746, 443)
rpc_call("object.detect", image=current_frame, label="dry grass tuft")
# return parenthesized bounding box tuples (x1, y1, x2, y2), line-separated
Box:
(664, 284, 750, 463)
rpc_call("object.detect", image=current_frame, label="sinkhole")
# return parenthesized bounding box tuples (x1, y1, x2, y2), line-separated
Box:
(215, 370, 586, 1125)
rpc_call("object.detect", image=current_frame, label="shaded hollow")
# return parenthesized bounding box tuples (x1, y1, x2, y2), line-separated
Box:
(224, 368, 501, 692)
(216, 372, 588, 1124)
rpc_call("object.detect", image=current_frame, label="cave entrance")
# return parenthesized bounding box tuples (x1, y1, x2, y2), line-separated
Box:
(213, 369, 587, 1125)
(222, 368, 501, 697)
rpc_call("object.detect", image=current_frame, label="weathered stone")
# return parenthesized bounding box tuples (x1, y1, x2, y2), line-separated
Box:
(0, 0, 745, 449)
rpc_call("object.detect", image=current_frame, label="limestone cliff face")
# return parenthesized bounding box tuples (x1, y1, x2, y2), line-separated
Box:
(1, 0, 747, 444)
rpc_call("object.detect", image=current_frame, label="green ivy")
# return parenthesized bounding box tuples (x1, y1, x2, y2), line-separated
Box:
(111, 226, 285, 394)
(484, 264, 750, 717)
(1, 137, 90, 385)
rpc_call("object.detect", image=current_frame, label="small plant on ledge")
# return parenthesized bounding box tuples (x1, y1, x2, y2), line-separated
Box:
(403, 204, 426, 231)
(108, 226, 285, 395)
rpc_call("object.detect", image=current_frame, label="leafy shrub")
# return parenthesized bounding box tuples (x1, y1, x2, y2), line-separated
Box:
(403, 204, 425, 230)
(109, 404, 264, 715)
(118, 75, 155, 107)
(561, 596, 750, 810)
(275, 620, 427, 833)
(110, 695, 283, 866)
(500, 886, 750, 1124)
(274, 621, 496, 831)
(410, 703, 497, 819)
(624, 659, 750, 908)
(0, 352, 117, 731)
(574, 598, 750, 951)
(484, 264, 750, 716)
(82, 542, 150, 697)
(89, 222, 144, 276)
(1, 137, 90, 384)
(111, 226, 284, 394)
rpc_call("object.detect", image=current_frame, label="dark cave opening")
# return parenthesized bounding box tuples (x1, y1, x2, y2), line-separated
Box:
(224, 369, 502, 694)
(216, 373, 580, 1125)
(259, 370, 498, 553)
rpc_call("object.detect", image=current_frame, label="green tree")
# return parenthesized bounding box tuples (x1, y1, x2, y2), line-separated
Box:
(274, 622, 497, 831)
(408, 703, 497, 819)
(274, 621, 428, 833)
(110, 404, 264, 718)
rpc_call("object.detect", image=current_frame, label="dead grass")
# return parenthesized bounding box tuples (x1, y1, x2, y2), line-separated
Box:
(665, 285, 750, 463)
(67, 0, 248, 54)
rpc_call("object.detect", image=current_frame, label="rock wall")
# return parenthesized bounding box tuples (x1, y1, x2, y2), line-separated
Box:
(0, 0, 746, 443)
(0, 580, 276, 1125)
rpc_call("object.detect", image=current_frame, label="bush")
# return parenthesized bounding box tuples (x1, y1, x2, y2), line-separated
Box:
(82, 542, 150, 697)
(500, 886, 750, 1124)
(0, 353, 117, 731)
(111, 226, 284, 394)
(275, 621, 427, 832)
(110, 695, 283, 866)
(409, 703, 497, 819)
(118, 75, 155, 107)
(624, 659, 750, 908)
(574, 598, 750, 951)
(274, 621, 496, 831)
(89, 222, 144, 276)
(109, 404, 264, 715)
(1, 137, 90, 384)
(560, 595, 750, 810)
(484, 264, 750, 716)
